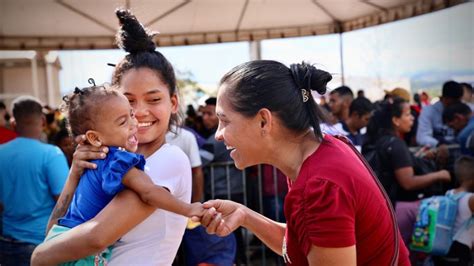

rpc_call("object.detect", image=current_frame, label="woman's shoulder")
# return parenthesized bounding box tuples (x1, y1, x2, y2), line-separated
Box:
(149, 143, 188, 161)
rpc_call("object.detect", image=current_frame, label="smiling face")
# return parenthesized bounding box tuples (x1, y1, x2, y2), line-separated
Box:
(90, 94, 139, 152)
(119, 68, 178, 153)
(214, 85, 264, 170)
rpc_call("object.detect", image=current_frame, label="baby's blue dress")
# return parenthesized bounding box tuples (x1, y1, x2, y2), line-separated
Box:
(59, 147, 146, 228)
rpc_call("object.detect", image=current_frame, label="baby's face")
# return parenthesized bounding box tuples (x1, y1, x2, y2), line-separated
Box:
(94, 95, 138, 152)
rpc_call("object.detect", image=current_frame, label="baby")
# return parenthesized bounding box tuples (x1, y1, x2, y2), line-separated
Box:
(45, 83, 203, 265)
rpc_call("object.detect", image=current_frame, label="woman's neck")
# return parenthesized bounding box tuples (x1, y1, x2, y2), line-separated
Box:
(137, 135, 166, 158)
(267, 130, 321, 181)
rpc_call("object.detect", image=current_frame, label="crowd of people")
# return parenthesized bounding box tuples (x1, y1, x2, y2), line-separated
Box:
(0, 7, 473, 266)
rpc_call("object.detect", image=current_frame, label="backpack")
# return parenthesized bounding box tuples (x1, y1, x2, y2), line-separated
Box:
(410, 191, 468, 255)
(363, 136, 397, 204)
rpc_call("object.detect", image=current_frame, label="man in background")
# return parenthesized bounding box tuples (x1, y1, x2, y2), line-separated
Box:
(329, 86, 354, 123)
(0, 96, 68, 265)
(334, 97, 374, 151)
(416, 80, 464, 147)
(443, 102, 474, 156)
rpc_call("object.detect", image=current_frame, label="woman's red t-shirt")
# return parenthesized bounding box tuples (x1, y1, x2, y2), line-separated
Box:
(284, 134, 410, 265)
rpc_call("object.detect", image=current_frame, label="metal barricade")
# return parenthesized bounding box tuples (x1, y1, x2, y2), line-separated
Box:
(204, 162, 286, 265)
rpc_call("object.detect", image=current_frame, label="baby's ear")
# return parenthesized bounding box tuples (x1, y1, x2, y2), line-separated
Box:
(85, 130, 103, 147)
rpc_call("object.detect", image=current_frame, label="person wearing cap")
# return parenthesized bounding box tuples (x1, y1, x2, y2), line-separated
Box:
(385, 88, 411, 103)
(416, 81, 464, 148)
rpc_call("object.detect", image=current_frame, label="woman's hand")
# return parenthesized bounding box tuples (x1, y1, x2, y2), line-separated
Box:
(436, 169, 451, 183)
(435, 144, 449, 167)
(70, 135, 108, 180)
(197, 200, 247, 237)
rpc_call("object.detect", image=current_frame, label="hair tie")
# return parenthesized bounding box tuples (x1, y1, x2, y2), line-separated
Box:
(74, 87, 83, 95)
(301, 89, 309, 103)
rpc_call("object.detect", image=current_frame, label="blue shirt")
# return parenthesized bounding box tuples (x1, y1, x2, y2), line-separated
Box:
(457, 116, 474, 156)
(59, 147, 145, 228)
(0, 137, 68, 244)
(416, 101, 456, 147)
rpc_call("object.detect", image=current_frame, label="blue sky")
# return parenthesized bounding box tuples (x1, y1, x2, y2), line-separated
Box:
(57, 2, 473, 99)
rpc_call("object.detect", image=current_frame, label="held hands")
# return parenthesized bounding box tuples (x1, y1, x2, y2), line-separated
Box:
(186, 202, 207, 218)
(191, 200, 247, 237)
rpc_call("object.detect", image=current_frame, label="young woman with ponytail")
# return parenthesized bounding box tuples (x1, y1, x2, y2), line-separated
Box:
(197, 60, 410, 265)
(31, 9, 193, 265)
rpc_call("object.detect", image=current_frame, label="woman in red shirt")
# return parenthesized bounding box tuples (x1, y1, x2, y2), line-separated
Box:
(198, 60, 410, 265)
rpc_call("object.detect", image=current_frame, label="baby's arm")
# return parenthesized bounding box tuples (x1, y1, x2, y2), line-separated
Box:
(122, 168, 204, 218)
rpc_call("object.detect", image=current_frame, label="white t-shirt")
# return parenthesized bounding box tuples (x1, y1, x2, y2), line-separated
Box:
(109, 144, 192, 266)
(453, 191, 474, 249)
(166, 128, 202, 168)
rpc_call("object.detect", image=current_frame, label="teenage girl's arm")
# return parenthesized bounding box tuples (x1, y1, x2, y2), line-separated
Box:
(45, 139, 108, 233)
(122, 167, 203, 217)
(394, 167, 451, 191)
(31, 189, 155, 266)
(200, 200, 357, 265)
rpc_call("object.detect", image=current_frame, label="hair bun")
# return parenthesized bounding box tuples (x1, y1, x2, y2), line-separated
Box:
(290, 62, 332, 95)
(115, 8, 157, 53)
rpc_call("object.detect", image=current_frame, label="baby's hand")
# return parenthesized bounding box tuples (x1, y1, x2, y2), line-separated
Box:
(187, 202, 206, 218)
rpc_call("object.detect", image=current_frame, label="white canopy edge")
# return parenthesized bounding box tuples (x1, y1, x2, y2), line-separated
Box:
(0, 0, 467, 50)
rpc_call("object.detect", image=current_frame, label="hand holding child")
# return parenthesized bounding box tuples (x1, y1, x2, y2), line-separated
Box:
(70, 135, 109, 180)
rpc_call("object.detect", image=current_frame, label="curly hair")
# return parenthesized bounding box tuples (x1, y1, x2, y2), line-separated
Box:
(61, 85, 121, 138)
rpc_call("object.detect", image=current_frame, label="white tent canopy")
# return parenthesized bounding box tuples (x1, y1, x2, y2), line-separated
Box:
(0, 0, 467, 50)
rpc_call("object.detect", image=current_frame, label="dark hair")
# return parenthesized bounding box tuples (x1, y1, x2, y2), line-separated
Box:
(0, 101, 9, 122)
(460, 82, 473, 92)
(219, 60, 332, 140)
(112, 8, 180, 130)
(330, 85, 354, 99)
(349, 97, 374, 116)
(53, 128, 72, 145)
(205, 97, 217, 106)
(365, 97, 408, 145)
(12, 96, 43, 123)
(413, 93, 421, 105)
(61, 85, 121, 138)
(45, 112, 56, 125)
(442, 80, 463, 99)
(442, 102, 472, 123)
(186, 104, 196, 117)
(454, 155, 474, 184)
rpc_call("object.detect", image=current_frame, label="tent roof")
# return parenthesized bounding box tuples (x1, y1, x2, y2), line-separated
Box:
(0, 0, 466, 50)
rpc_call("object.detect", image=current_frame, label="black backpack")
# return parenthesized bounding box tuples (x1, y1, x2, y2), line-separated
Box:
(363, 136, 397, 206)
